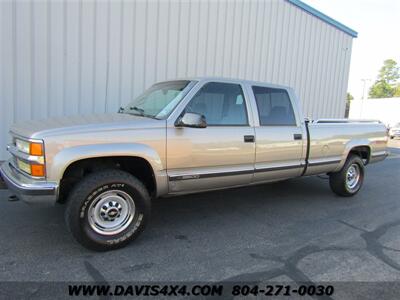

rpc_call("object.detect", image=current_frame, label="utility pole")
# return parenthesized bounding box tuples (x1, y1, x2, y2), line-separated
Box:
(361, 78, 371, 99)
(360, 79, 371, 118)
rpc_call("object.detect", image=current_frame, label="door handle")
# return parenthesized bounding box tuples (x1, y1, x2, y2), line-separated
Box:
(244, 135, 255, 143)
(293, 134, 302, 140)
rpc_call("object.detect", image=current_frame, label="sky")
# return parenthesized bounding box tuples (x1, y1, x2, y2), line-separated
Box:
(303, 0, 400, 99)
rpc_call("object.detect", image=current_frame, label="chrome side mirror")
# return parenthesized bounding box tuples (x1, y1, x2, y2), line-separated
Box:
(175, 112, 207, 128)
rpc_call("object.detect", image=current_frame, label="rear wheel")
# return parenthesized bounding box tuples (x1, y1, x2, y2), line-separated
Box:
(329, 155, 364, 197)
(65, 169, 151, 251)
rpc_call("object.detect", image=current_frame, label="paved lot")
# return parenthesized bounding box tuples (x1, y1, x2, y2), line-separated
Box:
(0, 142, 399, 290)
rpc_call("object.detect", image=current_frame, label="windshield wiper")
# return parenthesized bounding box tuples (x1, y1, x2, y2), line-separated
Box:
(130, 106, 145, 114)
(126, 106, 159, 119)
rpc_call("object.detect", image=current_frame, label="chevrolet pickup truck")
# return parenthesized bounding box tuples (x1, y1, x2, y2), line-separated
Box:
(0, 77, 389, 251)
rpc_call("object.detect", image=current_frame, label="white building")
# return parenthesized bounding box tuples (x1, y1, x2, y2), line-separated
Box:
(349, 98, 400, 127)
(0, 0, 357, 159)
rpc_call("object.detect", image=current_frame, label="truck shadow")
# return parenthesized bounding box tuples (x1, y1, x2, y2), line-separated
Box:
(0, 176, 347, 255)
(151, 176, 337, 225)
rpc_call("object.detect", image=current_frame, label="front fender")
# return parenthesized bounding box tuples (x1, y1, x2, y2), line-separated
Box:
(47, 143, 167, 196)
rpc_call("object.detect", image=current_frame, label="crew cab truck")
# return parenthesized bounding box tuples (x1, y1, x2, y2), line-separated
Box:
(0, 77, 389, 251)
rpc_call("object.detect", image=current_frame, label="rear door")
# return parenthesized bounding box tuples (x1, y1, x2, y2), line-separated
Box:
(166, 81, 256, 194)
(249, 85, 305, 182)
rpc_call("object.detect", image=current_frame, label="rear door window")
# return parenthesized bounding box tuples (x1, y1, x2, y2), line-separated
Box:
(252, 86, 296, 126)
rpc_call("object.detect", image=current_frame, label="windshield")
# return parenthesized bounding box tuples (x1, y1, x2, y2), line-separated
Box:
(120, 80, 193, 119)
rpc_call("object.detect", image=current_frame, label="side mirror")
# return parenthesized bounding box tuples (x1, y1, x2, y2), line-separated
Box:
(175, 112, 207, 128)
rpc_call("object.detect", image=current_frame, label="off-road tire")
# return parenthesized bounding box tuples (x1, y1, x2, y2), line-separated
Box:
(65, 169, 151, 251)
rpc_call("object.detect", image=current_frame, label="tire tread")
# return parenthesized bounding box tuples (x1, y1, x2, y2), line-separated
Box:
(65, 169, 150, 251)
(329, 155, 364, 197)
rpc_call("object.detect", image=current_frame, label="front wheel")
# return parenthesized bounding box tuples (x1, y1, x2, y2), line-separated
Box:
(329, 155, 365, 197)
(65, 170, 151, 251)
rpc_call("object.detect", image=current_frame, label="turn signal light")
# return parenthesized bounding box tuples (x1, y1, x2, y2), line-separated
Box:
(31, 164, 45, 177)
(30, 143, 44, 156)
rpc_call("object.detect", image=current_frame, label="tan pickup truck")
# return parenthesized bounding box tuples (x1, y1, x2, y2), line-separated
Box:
(0, 77, 389, 251)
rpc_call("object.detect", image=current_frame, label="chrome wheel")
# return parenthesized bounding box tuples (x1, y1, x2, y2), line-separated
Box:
(88, 190, 135, 236)
(346, 163, 360, 190)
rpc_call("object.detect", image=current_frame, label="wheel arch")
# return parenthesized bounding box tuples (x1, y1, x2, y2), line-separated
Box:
(334, 140, 372, 172)
(348, 145, 371, 164)
(49, 143, 168, 202)
(339, 139, 371, 169)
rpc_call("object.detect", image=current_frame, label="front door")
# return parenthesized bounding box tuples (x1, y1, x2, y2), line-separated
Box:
(166, 81, 256, 194)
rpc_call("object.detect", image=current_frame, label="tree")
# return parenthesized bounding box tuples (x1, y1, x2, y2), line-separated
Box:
(345, 92, 353, 118)
(369, 80, 394, 98)
(378, 59, 400, 84)
(394, 84, 400, 97)
(368, 59, 400, 98)
(347, 92, 354, 100)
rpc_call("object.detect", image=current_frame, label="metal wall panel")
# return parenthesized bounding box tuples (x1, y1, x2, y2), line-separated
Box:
(0, 0, 354, 159)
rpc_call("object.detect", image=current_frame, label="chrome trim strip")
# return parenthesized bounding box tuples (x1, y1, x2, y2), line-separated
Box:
(9, 131, 44, 144)
(7, 144, 44, 164)
(168, 160, 341, 181)
(168, 164, 304, 181)
(255, 164, 303, 172)
(169, 169, 253, 181)
(308, 160, 341, 167)
(314, 119, 381, 124)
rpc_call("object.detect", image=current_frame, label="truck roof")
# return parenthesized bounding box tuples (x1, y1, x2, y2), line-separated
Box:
(161, 76, 293, 91)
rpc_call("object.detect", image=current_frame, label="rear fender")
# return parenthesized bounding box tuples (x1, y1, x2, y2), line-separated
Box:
(335, 139, 371, 171)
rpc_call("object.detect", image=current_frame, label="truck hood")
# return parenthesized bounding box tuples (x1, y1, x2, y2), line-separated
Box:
(10, 113, 164, 139)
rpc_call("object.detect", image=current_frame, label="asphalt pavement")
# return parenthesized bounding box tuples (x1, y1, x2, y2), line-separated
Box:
(0, 142, 400, 297)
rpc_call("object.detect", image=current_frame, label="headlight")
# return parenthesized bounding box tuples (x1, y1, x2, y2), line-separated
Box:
(16, 158, 45, 177)
(16, 139, 30, 154)
(13, 138, 45, 177)
(16, 138, 44, 156)
(16, 158, 31, 174)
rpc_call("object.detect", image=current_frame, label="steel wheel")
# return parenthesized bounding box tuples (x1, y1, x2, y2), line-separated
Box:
(345, 163, 361, 191)
(329, 155, 364, 197)
(88, 190, 136, 236)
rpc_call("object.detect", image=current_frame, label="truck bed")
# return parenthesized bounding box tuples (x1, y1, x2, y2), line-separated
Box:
(304, 119, 388, 176)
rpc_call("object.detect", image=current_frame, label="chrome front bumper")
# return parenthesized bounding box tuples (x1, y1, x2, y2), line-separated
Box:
(0, 160, 58, 205)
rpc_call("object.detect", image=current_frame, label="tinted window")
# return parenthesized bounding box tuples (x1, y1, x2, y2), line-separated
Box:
(252, 86, 296, 126)
(186, 82, 248, 125)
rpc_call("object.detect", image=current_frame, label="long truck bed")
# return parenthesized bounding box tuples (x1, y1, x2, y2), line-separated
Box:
(304, 119, 388, 176)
